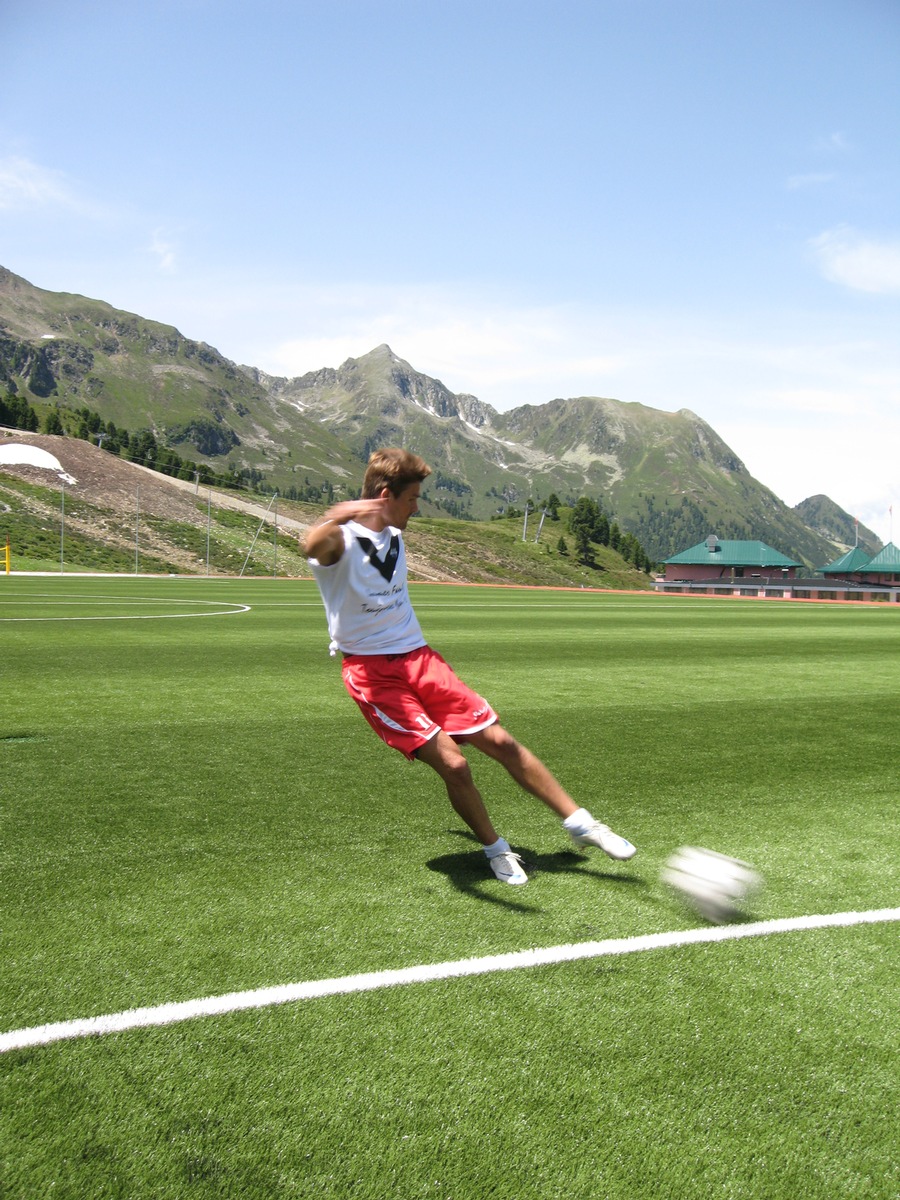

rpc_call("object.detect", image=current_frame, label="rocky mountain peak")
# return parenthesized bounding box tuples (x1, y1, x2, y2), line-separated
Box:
(0, 266, 877, 566)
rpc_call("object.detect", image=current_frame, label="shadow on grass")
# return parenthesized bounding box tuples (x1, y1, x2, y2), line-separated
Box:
(426, 829, 647, 910)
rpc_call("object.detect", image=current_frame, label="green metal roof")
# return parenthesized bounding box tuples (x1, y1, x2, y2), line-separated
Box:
(665, 538, 801, 567)
(821, 546, 873, 574)
(860, 541, 900, 571)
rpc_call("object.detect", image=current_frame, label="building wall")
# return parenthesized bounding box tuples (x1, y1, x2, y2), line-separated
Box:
(654, 579, 900, 602)
(856, 572, 900, 585)
(664, 564, 797, 582)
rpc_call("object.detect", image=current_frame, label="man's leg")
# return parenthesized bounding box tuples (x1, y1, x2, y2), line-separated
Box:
(466, 723, 578, 818)
(415, 730, 499, 843)
(467, 723, 637, 861)
(415, 731, 528, 884)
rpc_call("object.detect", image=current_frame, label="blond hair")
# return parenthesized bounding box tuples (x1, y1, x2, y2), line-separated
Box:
(362, 448, 432, 498)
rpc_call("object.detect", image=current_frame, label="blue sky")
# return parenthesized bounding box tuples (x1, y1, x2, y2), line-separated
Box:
(2, 0, 898, 541)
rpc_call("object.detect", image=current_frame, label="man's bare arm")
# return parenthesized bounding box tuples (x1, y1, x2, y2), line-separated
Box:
(302, 499, 388, 565)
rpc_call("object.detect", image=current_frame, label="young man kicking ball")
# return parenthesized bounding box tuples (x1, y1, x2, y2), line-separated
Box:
(304, 447, 636, 885)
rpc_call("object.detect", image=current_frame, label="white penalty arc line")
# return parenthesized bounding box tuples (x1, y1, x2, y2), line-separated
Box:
(3, 908, 898, 1054)
(0, 601, 252, 622)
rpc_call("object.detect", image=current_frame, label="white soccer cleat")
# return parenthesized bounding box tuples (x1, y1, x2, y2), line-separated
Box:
(488, 850, 529, 885)
(570, 822, 637, 861)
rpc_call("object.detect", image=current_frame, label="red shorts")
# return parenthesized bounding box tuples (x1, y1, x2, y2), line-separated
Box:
(341, 645, 498, 760)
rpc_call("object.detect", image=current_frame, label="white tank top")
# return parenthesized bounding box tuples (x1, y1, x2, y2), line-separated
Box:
(309, 520, 426, 656)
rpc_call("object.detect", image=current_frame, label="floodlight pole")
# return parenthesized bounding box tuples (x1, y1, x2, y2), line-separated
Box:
(273, 494, 278, 577)
(60, 481, 65, 573)
(535, 508, 549, 542)
(135, 486, 140, 575)
(522, 501, 534, 541)
(206, 489, 212, 576)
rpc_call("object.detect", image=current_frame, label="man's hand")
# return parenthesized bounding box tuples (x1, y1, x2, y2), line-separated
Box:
(302, 498, 388, 564)
(318, 499, 388, 526)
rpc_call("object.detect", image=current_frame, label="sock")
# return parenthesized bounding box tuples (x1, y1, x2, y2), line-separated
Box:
(562, 807, 594, 834)
(483, 836, 511, 858)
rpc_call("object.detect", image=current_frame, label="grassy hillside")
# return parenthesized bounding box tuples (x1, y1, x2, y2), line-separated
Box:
(0, 266, 362, 494)
(0, 473, 308, 578)
(0, 433, 652, 587)
(4, 269, 873, 571)
(0, 482, 652, 589)
(402, 512, 653, 590)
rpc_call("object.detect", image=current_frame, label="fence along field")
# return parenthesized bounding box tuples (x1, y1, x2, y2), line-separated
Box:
(1, 578, 898, 1198)
(0, 434, 313, 577)
(0, 432, 658, 587)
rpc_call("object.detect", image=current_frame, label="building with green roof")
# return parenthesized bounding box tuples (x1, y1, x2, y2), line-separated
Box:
(656, 535, 900, 603)
(856, 542, 900, 583)
(662, 536, 801, 583)
(821, 546, 873, 575)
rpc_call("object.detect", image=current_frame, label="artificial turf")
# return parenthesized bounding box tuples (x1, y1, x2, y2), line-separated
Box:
(1, 579, 897, 1198)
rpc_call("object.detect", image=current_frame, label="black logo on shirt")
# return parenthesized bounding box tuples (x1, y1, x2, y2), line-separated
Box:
(356, 535, 400, 582)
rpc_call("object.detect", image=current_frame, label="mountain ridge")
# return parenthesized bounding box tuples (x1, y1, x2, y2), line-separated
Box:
(252, 342, 878, 565)
(0, 266, 882, 567)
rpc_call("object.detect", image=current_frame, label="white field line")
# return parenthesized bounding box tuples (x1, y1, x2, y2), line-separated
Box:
(2, 908, 898, 1054)
(0, 597, 251, 622)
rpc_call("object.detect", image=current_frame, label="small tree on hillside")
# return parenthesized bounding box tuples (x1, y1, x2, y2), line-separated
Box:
(573, 524, 595, 566)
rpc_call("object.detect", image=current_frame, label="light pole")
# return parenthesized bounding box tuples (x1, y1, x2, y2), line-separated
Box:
(534, 507, 549, 542)
(522, 500, 534, 541)
(273, 494, 278, 576)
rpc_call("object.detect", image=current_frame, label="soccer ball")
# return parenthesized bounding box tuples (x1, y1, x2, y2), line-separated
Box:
(661, 846, 762, 924)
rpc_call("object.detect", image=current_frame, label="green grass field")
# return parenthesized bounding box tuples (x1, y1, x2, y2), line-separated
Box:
(1, 578, 898, 1199)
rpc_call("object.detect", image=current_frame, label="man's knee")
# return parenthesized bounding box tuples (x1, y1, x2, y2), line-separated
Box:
(419, 736, 473, 785)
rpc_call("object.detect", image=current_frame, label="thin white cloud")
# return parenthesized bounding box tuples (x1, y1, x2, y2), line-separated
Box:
(815, 131, 850, 153)
(0, 154, 73, 210)
(149, 230, 177, 273)
(787, 172, 835, 190)
(0, 152, 114, 223)
(811, 226, 900, 294)
(265, 291, 625, 396)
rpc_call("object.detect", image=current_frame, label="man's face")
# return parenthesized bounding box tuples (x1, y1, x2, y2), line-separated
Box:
(382, 482, 420, 529)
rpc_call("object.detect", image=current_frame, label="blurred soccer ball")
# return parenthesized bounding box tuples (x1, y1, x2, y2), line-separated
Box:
(662, 846, 762, 924)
